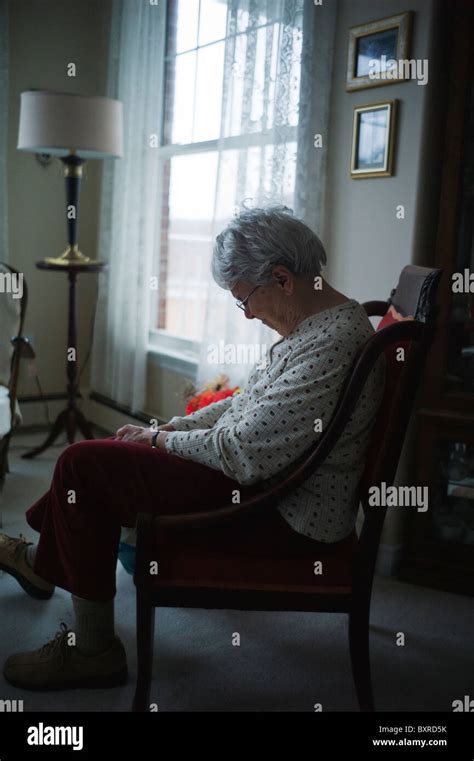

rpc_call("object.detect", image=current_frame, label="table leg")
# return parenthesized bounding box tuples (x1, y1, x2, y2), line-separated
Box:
(22, 410, 70, 459)
(22, 269, 97, 459)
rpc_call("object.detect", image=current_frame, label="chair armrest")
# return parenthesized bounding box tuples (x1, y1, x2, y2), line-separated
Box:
(362, 300, 389, 318)
(137, 490, 280, 534)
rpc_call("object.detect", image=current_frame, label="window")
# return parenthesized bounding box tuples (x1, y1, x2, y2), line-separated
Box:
(150, 0, 304, 361)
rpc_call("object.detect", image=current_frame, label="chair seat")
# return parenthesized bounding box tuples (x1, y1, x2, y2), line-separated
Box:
(148, 509, 357, 594)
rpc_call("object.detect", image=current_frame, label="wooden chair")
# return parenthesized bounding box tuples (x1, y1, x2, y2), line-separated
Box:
(0, 263, 34, 527)
(132, 265, 442, 712)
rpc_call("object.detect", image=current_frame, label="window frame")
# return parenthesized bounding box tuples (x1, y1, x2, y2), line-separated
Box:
(148, 0, 299, 374)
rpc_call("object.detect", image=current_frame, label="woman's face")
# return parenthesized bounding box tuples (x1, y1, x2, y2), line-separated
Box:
(232, 281, 270, 323)
(231, 268, 296, 335)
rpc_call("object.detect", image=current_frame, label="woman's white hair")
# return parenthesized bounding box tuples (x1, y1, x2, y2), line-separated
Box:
(212, 204, 327, 290)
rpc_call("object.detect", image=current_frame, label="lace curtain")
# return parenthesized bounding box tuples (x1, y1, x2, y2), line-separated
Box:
(195, 0, 337, 388)
(90, 0, 166, 413)
(91, 0, 337, 411)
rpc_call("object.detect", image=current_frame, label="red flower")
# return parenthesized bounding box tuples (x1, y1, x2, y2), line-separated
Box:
(185, 387, 240, 415)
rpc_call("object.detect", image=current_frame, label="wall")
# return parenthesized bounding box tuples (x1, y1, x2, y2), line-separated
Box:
(325, 0, 444, 297)
(7, 0, 112, 425)
(324, 0, 446, 562)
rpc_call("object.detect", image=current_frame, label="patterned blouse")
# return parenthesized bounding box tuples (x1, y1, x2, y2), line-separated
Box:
(165, 299, 385, 543)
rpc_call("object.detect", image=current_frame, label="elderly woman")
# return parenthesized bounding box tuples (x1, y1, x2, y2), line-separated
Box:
(0, 205, 384, 690)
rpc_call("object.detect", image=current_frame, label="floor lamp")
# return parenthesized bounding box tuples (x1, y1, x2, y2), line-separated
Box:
(17, 90, 123, 457)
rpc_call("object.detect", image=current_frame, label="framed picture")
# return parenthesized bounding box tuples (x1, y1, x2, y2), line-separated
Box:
(350, 101, 397, 179)
(346, 12, 413, 91)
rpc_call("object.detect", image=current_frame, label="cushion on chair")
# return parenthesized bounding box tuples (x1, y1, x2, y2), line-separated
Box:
(0, 386, 11, 439)
(377, 303, 414, 330)
(150, 510, 357, 593)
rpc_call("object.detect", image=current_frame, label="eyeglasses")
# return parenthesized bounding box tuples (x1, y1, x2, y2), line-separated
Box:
(236, 285, 260, 311)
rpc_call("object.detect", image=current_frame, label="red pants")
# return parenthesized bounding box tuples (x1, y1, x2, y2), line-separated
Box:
(26, 438, 262, 601)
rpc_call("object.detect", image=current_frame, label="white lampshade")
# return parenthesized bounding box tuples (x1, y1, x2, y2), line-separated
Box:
(17, 90, 123, 159)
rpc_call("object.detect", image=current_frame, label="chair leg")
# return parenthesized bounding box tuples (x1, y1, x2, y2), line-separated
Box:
(349, 605, 374, 711)
(132, 587, 155, 712)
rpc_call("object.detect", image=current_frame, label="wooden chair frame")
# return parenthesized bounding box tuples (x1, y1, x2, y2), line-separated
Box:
(132, 268, 441, 713)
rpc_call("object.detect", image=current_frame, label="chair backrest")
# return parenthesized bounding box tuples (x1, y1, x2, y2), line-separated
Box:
(387, 264, 441, 321)
(353, 265, 442, 590)
(361, 265, 441, 490)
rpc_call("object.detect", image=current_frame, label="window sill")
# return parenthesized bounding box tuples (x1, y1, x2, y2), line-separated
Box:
(148, 330, 199, 378)
(147, 345, 198, 378)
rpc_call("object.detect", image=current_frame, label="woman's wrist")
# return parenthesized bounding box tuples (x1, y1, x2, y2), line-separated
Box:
(157, 431, 169, 449)
(150, 430, 170, 449)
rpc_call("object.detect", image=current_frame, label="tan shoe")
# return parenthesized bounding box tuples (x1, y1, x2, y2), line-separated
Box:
(3, 622, 128, 691)
(0, 533, 55, 599)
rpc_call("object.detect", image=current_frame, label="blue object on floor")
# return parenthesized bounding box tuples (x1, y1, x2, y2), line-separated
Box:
(118, 542, 136, 575)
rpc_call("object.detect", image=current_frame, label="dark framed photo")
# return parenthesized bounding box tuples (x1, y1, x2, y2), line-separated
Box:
(346, 12, 413, 91)
(350, 101, 397, 179)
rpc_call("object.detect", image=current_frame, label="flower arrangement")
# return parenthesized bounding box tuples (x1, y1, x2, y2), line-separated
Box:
(184, 373, 241, 415)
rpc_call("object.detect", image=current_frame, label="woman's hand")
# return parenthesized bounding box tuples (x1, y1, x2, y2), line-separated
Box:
(115, 425, 154, 445)
(115, 423, 175, 445)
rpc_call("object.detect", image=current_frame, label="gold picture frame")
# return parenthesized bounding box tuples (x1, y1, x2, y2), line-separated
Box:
(346, 12, 413, 91)
(350, 100, 397, 179)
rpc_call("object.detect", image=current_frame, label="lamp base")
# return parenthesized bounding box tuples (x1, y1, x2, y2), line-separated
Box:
(42, 245, 99, 267)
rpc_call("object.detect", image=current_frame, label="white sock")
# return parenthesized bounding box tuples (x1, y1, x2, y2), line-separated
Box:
(25, 543, 37, 569)
(71, 595, 115, 656)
